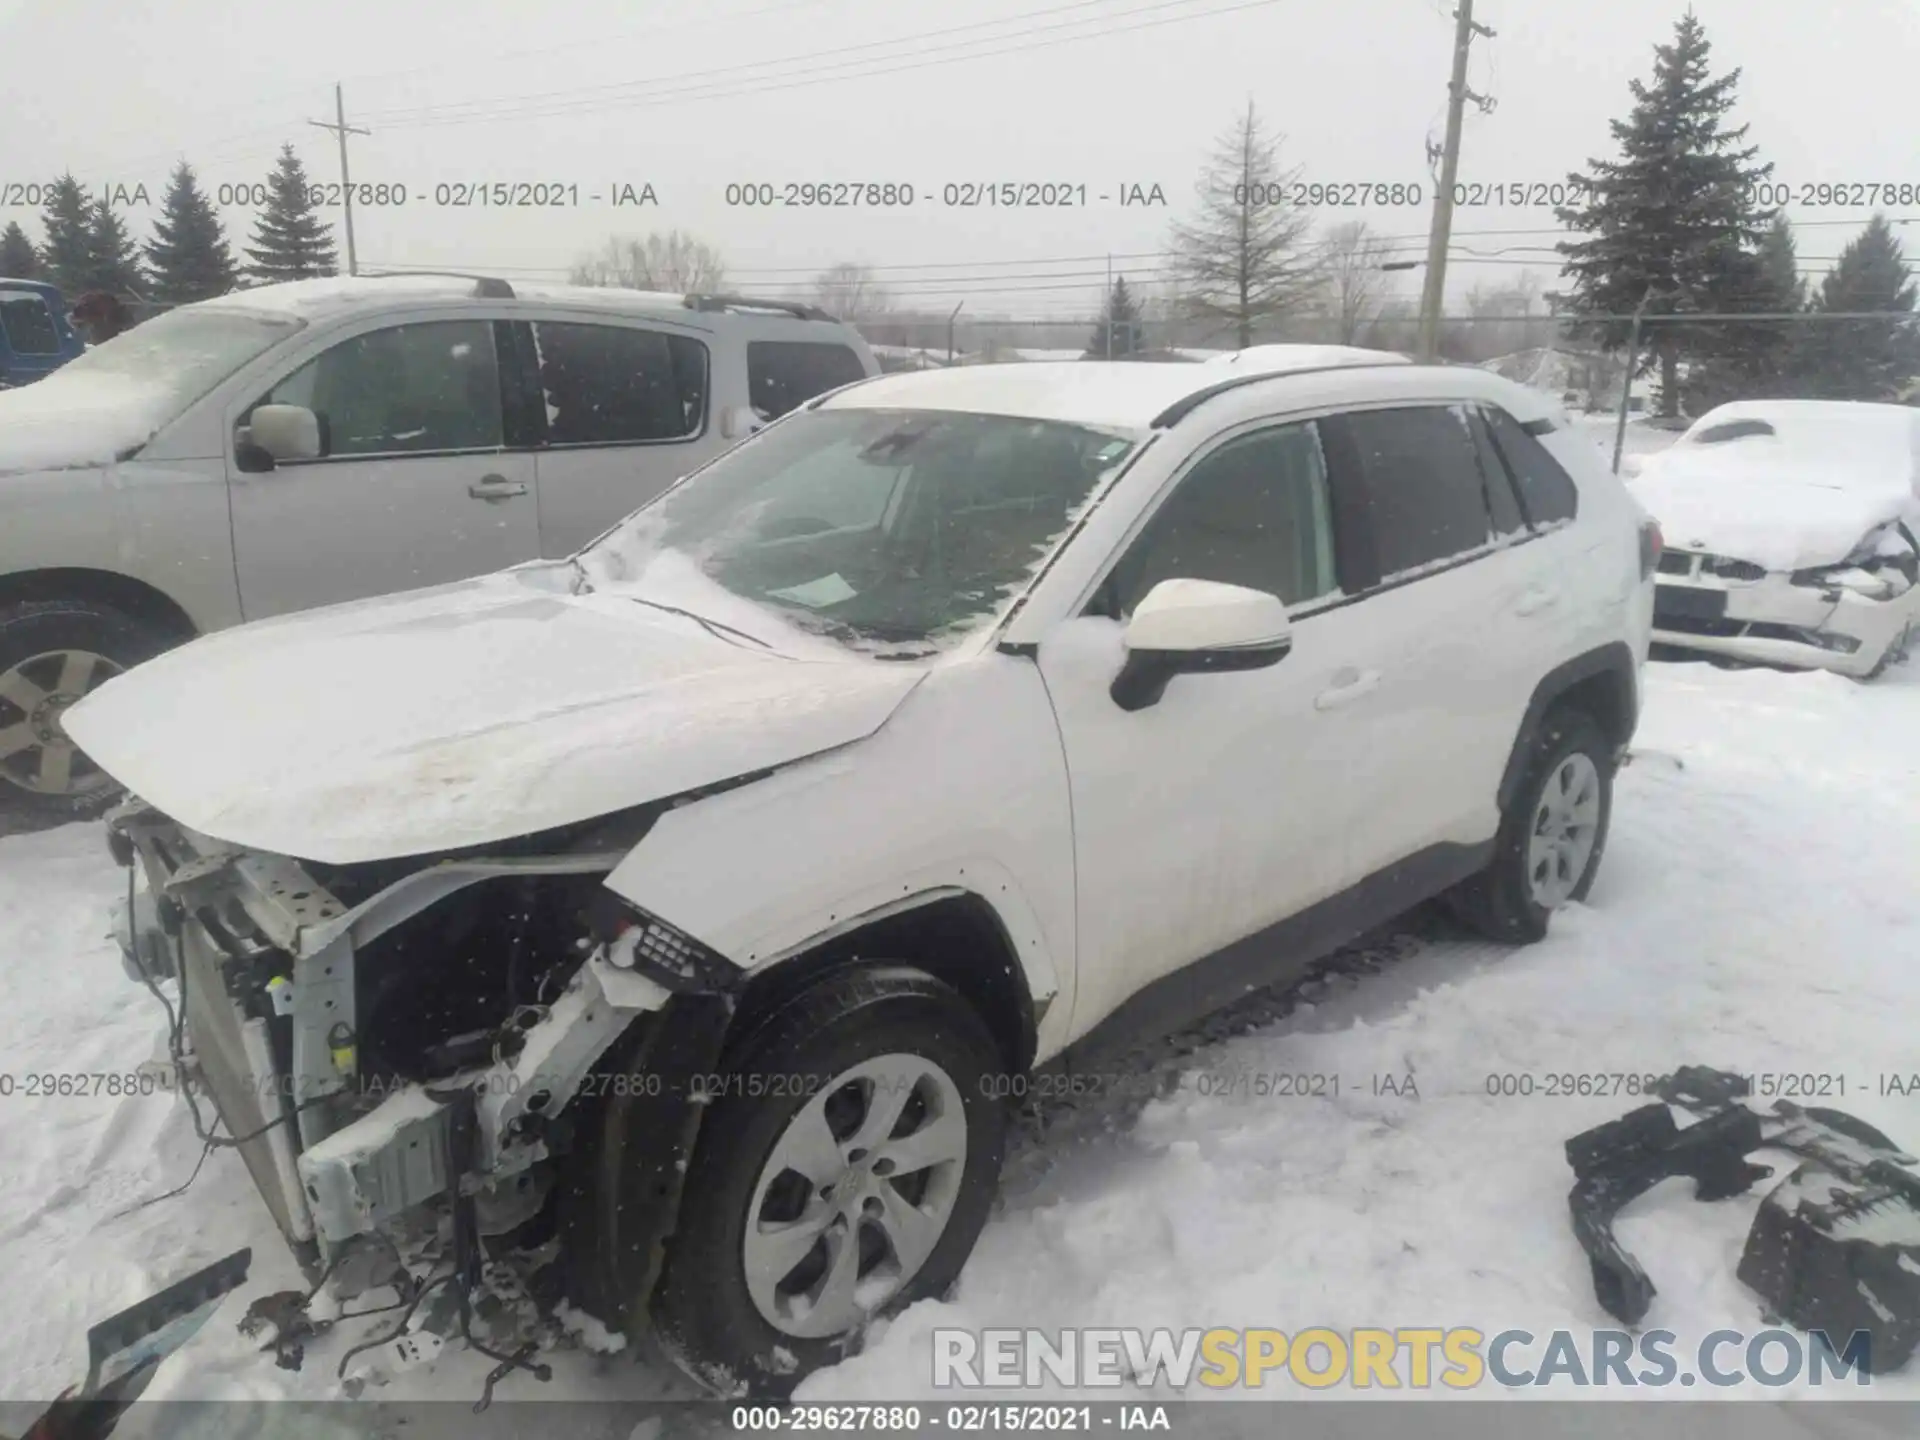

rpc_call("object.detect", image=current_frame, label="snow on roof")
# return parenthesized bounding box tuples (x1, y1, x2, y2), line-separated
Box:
(823, 348, 1412, 430)
(197, 275, 832, 326)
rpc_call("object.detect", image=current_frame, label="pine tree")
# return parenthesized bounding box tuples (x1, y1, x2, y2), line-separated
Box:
(37, 175, 94, 295)
(1794, 215, 1919, 401)
(1554, 13, 1776, 417)
(1169, 102, 1322, 348)
(244, 145, 338, 284)
(1089, 275, 1145, 357)
(1685, 214, 1809, 408)
(0, 222, 39, 280)
(80, 198, 145, 297)
(145, 161, 239, 304)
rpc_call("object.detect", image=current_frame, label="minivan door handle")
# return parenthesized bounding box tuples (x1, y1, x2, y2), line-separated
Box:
(468, 475, 527, 502)
(1314, 667, 1382, 711)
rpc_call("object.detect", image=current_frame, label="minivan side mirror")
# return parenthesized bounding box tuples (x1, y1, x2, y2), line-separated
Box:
(1110, 578, 1293, 712)
(250, 404, 325, 464)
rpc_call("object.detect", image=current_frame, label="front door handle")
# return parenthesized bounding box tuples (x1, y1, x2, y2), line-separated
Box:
(1314, 667, 1381, 711)
(468, 475, 527, 502)
(1515, 585, 1559, 618)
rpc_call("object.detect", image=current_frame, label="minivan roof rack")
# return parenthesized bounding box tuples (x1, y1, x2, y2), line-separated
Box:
(683, 293, 834, 321)
(362, 270, 516, 300)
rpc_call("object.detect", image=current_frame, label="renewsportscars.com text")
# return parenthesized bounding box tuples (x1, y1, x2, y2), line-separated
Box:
(933, 1326, 1877, 1390)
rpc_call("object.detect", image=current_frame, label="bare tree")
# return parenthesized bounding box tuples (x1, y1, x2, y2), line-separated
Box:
(1318, 220, 1395, 345)
(812, 262, 893, 320)
(569, 230, 727, 292)
(1167, 101, 1322, 348)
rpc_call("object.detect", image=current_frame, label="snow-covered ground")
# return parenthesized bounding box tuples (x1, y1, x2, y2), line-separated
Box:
(3, 651, 1918, 1426)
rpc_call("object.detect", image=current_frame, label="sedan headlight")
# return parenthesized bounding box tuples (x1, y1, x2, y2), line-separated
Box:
(1789, 522, 1919, 601)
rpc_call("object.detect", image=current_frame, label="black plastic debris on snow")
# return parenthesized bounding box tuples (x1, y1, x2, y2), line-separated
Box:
(1566, 1064, 1920, 1373)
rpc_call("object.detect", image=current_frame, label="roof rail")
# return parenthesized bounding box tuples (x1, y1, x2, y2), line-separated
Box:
(361, 270, 516, 300)
(1149, 360, 1426, 430)
(683, 293, 835, 322)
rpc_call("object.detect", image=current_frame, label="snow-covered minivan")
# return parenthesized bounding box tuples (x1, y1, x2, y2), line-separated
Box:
(0, 274, 877, 816)
(76, 350, 1658, 1398)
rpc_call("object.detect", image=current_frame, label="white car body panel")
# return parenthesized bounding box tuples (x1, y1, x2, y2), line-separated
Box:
(604, 657, 1077, 1058)
(63, 568, 925, 863)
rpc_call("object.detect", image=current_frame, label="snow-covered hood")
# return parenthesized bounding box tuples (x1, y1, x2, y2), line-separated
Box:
(0, 371, 171, 475)
(64, 571, 927, 864)
(1632, 450, 1917, 572)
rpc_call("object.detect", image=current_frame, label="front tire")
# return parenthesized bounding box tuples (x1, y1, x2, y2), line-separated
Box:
(650, 967, 1009, 1398)
(0, 599, 170, 822)
(1448, 706, 1615, 944)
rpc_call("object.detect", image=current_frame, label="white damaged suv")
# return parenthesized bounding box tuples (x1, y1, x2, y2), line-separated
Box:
(75, 349, 1656, 1395)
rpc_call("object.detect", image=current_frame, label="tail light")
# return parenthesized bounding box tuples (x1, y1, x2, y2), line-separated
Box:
(1638, 519, 1663, 580)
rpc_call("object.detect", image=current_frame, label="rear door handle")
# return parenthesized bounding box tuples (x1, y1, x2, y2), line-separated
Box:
(1314, 667, 1382, 711)
(468, 475, 527, 502)
(1515, 585, 1559, 618)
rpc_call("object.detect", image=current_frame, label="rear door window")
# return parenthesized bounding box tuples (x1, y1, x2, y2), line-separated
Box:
(532, 322, 708, 444)
(747, 340, 868, 421)
(0, 294, 59, 356)
(1331, 406, 1494, 578)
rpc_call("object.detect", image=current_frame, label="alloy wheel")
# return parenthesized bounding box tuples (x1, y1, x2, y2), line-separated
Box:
(1526, 752, 1602, 909)
(742, 1053, 969, 1339)
(0, 648, 123, 798)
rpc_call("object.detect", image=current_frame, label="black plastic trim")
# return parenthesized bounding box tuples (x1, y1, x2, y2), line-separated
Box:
(1496, 642, 1639, 813)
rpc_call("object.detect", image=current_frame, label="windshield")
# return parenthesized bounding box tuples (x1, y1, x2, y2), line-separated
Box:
(44, 306, 302, 419)
(578, 408, 1137, 651)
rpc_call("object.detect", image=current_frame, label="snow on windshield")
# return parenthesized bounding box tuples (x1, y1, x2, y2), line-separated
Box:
(577, 408, 1136, 656)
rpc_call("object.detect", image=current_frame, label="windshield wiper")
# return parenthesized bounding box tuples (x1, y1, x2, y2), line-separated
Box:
(624, 596, 772, 650)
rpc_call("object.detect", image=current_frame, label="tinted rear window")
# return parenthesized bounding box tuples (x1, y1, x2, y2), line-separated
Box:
(1338, 406, 1493, 575)
(748, 340, 868, 421)
(533, 322, 708, 444)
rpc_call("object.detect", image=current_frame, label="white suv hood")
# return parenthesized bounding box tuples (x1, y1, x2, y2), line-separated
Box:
(64, 572, 926, 864)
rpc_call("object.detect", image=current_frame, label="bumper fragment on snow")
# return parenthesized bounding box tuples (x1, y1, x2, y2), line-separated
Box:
(1567, 1065, 1920, 1371)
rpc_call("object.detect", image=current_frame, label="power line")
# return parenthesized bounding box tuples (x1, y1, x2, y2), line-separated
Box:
(359, 0, 1159, 125)
(373, 0, 1293, 129)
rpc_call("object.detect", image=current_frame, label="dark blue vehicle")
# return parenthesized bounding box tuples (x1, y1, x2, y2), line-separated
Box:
(0, 279, 87, 388)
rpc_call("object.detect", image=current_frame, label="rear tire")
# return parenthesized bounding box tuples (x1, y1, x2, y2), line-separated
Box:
(1448, 706, 1615, 944)
(650, 966, 1009, 1398)
(0, 599, 172, 823)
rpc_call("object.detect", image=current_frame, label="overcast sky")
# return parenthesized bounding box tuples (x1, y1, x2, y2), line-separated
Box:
(2, 0, 1915, 319)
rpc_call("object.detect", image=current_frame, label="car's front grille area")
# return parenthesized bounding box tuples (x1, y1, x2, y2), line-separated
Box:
(1658, 550, 1766, 583)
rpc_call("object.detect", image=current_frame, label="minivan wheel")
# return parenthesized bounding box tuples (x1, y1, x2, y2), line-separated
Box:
(651, 966, 1008, 1398)
(0, 600, 167, 821)
(1447, 706, 1614, 944)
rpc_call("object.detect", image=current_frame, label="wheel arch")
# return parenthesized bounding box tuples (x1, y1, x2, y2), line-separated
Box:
(0, 567, 200, 646)
(728, 889, 1041, 1077)
(1497, 642, 1638, 813)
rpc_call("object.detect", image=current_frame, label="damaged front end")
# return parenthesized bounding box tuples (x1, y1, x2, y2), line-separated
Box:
(105, 794, 742, 1351)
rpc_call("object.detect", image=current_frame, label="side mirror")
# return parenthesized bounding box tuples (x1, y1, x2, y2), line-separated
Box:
(249, 403, 324, 463)
(1110, 578, 1293, 712)
(721, 405, 766, 441)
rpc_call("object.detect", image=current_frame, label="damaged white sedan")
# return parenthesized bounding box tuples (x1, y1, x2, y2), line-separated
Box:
(64, 352, 1653, 1397)
(1635, 400, 1920, 679)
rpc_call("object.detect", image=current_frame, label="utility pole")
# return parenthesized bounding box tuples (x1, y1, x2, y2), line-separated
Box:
(1105, 253, 1114, 359)
(1416, 1, 1496, 361)
(308, 84, 370, 276)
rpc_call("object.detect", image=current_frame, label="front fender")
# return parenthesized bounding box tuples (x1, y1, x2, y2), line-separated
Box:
(603, 654, 1078, 1060)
